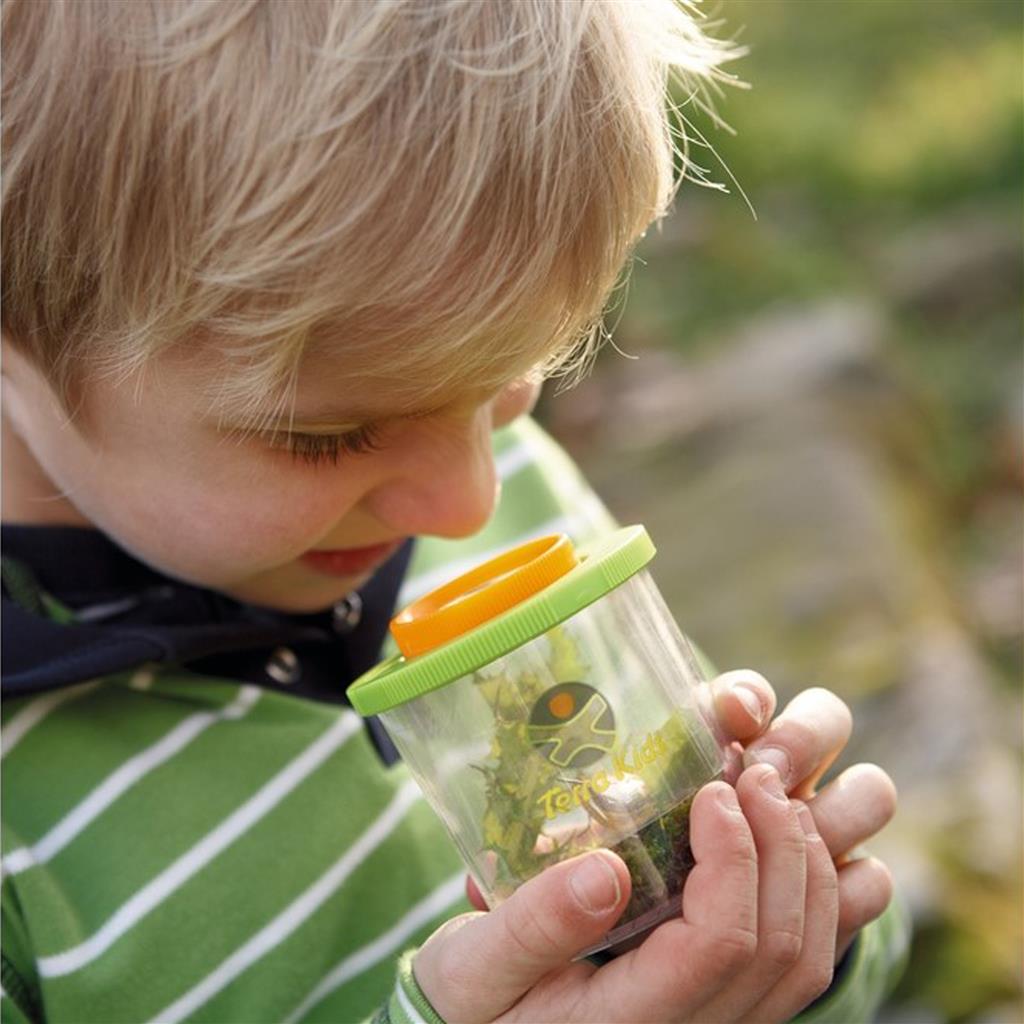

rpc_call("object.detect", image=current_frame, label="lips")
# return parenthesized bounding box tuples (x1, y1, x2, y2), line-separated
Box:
(299, 540, 403, 578)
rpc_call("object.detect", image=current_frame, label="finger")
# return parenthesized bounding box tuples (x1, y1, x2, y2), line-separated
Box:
(741, 801, 838, 1022)
(835, 856, 893, 961)
(806, 763, 897, 860)
(743, 687, 852, 797)
(466, 874, 488, 912)
(414, 850, 629, 1023)
(584, 781, 758, 1022)
(702, 766, 809, 1020)
(710, 669, 777, 741)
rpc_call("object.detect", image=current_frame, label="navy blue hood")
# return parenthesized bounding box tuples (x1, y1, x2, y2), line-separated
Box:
(1, 525, 412, 764)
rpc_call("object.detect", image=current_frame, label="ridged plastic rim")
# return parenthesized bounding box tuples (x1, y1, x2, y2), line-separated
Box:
(347, 525, 655, 716)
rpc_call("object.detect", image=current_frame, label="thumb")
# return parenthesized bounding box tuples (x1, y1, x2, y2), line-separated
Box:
(414, 850, 630, 1023)
(709, 669, 776, 742)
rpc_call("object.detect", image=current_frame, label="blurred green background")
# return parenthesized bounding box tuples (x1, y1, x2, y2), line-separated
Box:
(538, 2, 1023, 1021)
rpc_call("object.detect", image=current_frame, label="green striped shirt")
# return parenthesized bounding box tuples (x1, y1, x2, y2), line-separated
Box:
(1, 418, 907, 1023)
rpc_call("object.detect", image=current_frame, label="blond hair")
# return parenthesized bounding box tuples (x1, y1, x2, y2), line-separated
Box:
(2, 0, 740, 423)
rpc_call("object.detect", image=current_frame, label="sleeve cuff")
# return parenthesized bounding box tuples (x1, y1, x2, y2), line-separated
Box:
(384, 950, 447, 1024)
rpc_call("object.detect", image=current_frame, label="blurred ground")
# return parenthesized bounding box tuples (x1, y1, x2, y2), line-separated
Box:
(536, 2, 1023, 1021)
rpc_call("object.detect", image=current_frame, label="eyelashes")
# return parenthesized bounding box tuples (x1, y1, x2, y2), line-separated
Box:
(269, 425, 383, 466)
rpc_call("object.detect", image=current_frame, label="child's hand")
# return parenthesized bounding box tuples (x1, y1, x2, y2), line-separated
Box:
(709, 671, 896, 960)
(415, 764, 837, 1023)
(465, 671, 896, 964)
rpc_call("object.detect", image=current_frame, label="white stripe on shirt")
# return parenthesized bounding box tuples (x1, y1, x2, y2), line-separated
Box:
(37, 710, 363, 979)
(1, 682, 102, 760)
(150, 779, 424, 1024)
(3, 686, 261, 876)
(284, 871, 465, 1024)
(493, 443, 533, 482)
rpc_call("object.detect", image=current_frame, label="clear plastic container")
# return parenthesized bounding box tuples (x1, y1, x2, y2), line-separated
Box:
(349, 527, 727, 958)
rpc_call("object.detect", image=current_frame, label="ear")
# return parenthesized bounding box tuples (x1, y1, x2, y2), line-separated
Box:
(1, 330, 34, 390)
(491, 374, 542, 430)
(2, 332, 26, 413)
(3, 335, 43, 423)
(1, 334, 91, 526)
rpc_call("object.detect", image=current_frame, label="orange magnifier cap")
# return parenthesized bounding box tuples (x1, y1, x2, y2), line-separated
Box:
(390, 534, 577, 658)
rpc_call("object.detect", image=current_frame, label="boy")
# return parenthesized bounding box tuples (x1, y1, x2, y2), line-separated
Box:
(1, 2, 906, 1021)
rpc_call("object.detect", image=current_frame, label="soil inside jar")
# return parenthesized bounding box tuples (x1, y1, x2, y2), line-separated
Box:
(608, 792, 697, 927)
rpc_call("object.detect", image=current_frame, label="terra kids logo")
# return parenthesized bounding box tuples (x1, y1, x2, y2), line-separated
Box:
(527, 682, 616, 769)
(536, 726, 672, 822)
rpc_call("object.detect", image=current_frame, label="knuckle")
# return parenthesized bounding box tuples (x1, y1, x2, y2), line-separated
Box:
(725, 841, 759, 883)
(710, 924, 759, 970)
(822, 867, 841, 908)
(778, 717, 820, 762)
(798, 960, 836, 1003)
(425, 916, 480, 990)
(760, 927, 804, 971)
(779, 826, 811, 859)
(432, 947, 471, 993)
(810, 836, 840, 889)
(501, 892, 564, 964)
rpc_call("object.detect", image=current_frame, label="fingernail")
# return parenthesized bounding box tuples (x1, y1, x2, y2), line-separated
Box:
(734, 683, 764, 724)
(757, 764, 789, 802)
(746, 746, 791, 787)
(570, 853, 621, 914)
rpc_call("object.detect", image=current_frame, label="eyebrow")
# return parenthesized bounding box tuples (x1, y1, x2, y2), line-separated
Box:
(260, 417, 369, 434)
(214, 369, 529, 438)
(232, 380, 511, 433)
(222, 398, 454, 436)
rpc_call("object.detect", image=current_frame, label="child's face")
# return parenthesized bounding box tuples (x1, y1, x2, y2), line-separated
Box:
(2, 342, 540, 611)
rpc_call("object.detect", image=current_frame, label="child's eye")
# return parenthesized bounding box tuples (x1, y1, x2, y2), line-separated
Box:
(269, 425, 383, 466)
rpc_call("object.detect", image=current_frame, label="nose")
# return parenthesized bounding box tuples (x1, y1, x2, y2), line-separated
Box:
(361, 411, 500, 540)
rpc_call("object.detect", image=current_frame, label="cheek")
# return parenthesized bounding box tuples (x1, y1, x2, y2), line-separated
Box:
(59, 432, 363, 583)
(137, 470, 360, 577)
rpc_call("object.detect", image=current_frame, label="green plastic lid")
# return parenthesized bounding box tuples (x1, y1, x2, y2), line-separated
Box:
(347, 525, 655, 716)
